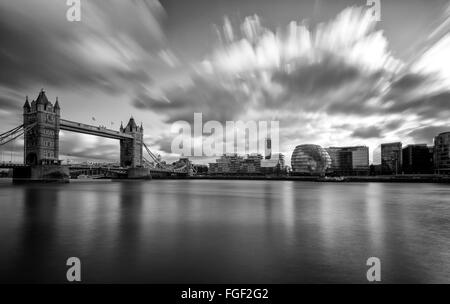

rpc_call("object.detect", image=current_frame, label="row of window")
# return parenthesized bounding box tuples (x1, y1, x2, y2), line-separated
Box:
(43, 151, 54, 158)
(42, 140, 54, 147)
(43, 129, 55, 136)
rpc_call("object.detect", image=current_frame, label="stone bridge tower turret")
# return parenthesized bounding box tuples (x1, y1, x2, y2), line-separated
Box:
(23, 89, 60, 165)
(120, 117, 143, 167)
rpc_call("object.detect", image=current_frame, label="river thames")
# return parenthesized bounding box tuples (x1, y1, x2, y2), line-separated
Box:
(0, 179, 449, 283)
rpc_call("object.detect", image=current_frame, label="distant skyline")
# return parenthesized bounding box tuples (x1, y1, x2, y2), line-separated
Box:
(0, 0, 450, 165)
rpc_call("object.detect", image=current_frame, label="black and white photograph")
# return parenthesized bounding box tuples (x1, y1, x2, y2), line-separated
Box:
(0, 0, 450, 292)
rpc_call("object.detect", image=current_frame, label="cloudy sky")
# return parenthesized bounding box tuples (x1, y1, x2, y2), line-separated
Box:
(0, 0, 449, 165)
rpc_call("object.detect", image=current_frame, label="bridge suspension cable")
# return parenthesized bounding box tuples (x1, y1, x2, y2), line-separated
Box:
(0, 123, 36, 146)
(142, 142, 194, 174)
(0, 124, 23, 141)
(143, 143, 173, 170)
(0, 130, 24, 146)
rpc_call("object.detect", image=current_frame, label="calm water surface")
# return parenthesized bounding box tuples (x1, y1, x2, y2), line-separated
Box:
(0, 179, 449, 283)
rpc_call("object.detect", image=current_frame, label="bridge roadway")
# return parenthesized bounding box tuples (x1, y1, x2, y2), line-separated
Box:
(0, 163, 180, 175)
(68, 164, 176, 174)
(60, 119, 133, 140)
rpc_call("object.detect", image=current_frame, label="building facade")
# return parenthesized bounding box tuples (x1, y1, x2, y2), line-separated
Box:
(208, 152, 288, 176)
(119, 117, 143, 167)
(434, 132, 450, 175)
(265, 137, 272, 159)
(261, 153, 285, 175)
(23, 89, 61, 165)
(381, 142, 402, 175)
(402, 144, 434, 174)
(209, 154, 245, 175)
(326, 146, 369, 176)
(240, 153, 263, 174)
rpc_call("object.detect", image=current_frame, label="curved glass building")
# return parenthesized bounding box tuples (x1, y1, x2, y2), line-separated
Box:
(291, 144, 332, 175)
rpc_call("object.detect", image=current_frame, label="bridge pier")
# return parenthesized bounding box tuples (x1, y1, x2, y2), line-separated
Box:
(126, 167, 152, 179)
(13, 165, 69, 183)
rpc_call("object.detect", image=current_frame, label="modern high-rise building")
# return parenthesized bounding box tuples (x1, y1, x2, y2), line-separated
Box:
(326, 146, 369, 176)
(372, 145, 382, 165)
(381, 142, 402, 175)
(434, 132, 450, 175)
(428, 146, 435, 167)
(402, 144, 434, 174)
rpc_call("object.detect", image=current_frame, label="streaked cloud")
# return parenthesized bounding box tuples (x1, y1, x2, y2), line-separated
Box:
(1, 1, 449, 163)
(134, 5, 450, 162)
(352, 126, 383, 139)
(0, 0, 166, 93)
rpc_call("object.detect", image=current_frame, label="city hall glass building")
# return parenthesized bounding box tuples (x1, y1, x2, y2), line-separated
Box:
(291, 144, 331, 175)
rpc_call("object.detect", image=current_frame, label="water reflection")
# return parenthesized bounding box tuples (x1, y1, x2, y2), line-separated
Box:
(365, 183, 385, 252)
(11, 185, 61, 282)
(0, 180, 449, 283)
(280, 182, 295, 243)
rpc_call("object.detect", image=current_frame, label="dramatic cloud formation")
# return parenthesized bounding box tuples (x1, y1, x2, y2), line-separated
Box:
(1, 1, 449, 163)
(134, 76, 247, 123)
(134, 5, 450, 162)
(0, 0, 165, 108)
(407, 125, 450, 144)
(137, 7, 398, 119)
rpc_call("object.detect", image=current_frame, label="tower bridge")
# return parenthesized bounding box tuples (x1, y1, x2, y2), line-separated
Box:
(0, 89, 191, 182)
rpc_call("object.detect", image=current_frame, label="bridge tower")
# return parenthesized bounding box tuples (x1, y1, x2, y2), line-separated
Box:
(23, 89, 60, 165)
(120, 117, 143, 167)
